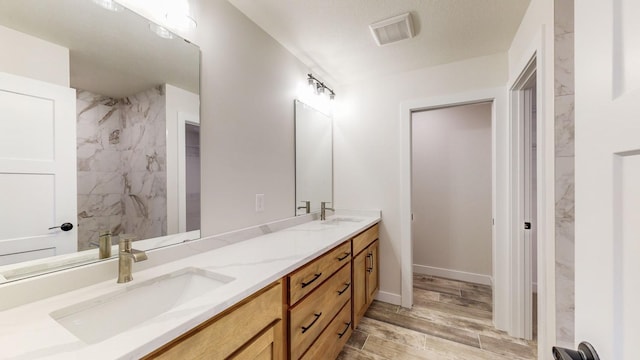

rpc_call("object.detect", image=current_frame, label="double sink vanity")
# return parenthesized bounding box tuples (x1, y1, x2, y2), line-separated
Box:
(0, 211, 380, 359)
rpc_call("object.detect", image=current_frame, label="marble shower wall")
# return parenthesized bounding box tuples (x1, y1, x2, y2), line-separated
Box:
(554, 0, 575, 347)
(76, 86, 167, 250)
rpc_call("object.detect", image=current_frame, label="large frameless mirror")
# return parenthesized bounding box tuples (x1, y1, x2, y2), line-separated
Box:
(0, 0, 201, 282)
(294, 100, 333, 215)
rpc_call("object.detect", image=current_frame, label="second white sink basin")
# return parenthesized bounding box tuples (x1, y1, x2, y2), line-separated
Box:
(322, 217, 364, 224)
(50, 267, 234, 344)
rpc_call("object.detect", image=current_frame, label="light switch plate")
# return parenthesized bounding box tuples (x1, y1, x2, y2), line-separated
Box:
(255, 194, 264, 212)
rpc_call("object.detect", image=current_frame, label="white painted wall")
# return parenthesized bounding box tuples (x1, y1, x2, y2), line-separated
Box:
(411, 103, 492, 282)
(0, 24, 69, 87)
(333, 53, 508, 301)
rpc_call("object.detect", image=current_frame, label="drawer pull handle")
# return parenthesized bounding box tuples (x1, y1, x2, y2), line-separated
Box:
(301, 273, 322, 288)
(337, 322, 352, 338)
(301, 312, 322, 333)
(337, 252, 351, 261)
(337, 282, 351, 295)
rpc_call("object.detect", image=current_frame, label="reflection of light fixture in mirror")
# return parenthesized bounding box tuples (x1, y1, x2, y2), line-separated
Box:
(149, 23, 175, 39)
(307, 73, 336, 100)
(165, 12, 197, 30)
(92, 0, 124, 12)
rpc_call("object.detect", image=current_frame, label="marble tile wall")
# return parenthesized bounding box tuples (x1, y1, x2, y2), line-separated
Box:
(76, 86, 167, 250)
(554, 0, 575, 347)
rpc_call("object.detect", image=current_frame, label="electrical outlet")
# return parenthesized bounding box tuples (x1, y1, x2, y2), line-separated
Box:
(255, 194, 264, 212)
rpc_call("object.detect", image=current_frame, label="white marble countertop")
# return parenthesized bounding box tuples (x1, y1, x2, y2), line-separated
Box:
(0, 212, 380, 359)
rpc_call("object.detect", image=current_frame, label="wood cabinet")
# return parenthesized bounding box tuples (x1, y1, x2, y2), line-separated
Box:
(287, 241, 352, 360)
(352, 225, 379, 329)
(143, 280, 284, 360)
(231, 320, 282, 360)
(143, 222, 380, 360)
(300, 300, 352, 360)
(288, 241, 351, 304)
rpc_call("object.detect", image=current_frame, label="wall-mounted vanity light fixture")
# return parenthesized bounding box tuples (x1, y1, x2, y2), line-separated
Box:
(307, 74, 336, 100)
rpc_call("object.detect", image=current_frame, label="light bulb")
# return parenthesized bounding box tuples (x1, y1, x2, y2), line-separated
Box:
(149, 23, 175, 39)
(165, 12, 197, 30)
(92, 0, 124, 12)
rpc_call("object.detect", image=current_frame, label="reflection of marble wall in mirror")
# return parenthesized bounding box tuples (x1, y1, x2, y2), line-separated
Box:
(76, 86, 168, 250)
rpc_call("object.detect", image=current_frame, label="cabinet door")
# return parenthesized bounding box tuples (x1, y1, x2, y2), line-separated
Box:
(144, 281, 283, 359)
(366, 240, 379, 305)
(231, 320, 283, 360)
(352, 250, 367, 329)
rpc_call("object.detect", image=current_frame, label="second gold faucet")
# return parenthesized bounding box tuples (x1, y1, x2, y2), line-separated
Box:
(117, 234, 148, 283)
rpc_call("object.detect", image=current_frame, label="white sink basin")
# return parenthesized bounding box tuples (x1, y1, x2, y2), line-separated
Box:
(322, 217, 364, 224)
(50, 267, 234, 344)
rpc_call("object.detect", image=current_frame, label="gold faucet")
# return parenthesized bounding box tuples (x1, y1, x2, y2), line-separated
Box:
(117, 234, 148, 283)
(320, 202, 335, 221)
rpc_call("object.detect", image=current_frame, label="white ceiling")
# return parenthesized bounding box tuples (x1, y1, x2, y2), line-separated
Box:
(227, 0, 531, 87)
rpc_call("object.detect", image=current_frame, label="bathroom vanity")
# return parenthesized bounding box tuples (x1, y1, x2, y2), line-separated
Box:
(0, 211, 380, 359)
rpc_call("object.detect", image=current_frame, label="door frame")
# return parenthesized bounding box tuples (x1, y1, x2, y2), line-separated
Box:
(400, 87, 511, 330)
(510, 56, 537, 340)
(507, 26, 556, 358)
(177, 111, 200, 233)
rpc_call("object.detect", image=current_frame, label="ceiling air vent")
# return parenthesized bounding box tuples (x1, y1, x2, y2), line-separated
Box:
(369, 12, 415, 46)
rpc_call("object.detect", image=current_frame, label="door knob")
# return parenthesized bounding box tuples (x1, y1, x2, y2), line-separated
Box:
(48, 222, 74, 231)
(552, 342, 600, 360)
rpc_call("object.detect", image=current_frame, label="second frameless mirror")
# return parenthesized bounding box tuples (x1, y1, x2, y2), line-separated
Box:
(294, 100, 333, 215)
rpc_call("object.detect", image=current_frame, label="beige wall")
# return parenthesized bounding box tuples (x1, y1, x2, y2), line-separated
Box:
(0, 24, 69, 86)
(411, 103, 493, 280)
(334, 53, 508, 300)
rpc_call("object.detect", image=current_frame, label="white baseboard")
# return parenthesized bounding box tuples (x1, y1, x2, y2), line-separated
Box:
(413, 264, 493, 286)
(375, 290, 401, 305)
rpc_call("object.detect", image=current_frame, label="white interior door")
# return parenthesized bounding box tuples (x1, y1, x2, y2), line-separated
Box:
(0, 72, 77, 266)
(575, 1, 640, 359)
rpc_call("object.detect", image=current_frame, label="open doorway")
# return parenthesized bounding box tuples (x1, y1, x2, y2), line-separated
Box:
(411, 102, 493, 286)
(400, 88, 512, 334)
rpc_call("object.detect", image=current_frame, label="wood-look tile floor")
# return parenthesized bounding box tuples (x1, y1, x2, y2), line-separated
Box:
(337, 274, 537, 360)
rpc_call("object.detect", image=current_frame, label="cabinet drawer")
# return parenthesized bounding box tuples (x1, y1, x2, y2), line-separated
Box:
(352, 224, 378, 256)
(288, 241, 351, 304)
(145, 280, 283, 360)
(301, 300, 352, 360)
(289, 264, 351, 360)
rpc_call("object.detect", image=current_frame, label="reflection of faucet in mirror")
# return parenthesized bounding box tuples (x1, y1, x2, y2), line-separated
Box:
(118, 235, 148, 283)
(321, 202, 335, 221)
(88, 230, 112, 259)
(297, 201, 311, 214)
(98, 230, 112, 259)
